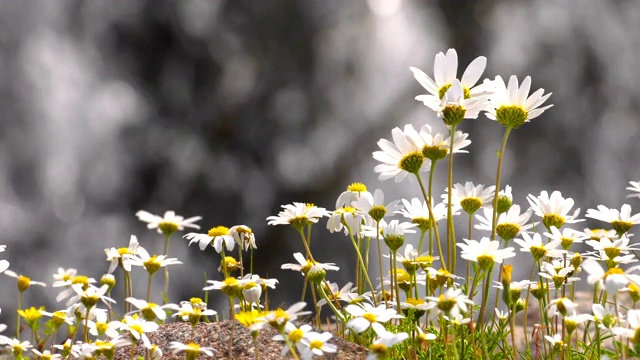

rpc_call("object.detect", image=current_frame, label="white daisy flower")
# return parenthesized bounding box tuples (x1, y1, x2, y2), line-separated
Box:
(127, 247, 182, 274)
(353, 189, 402, 221)
(527, 190, 583, 230)
(513, 232, 564, 261)
(475, 204, 534, 241)
(593, 303, 621, 329)
(585, 236, 638, 261)
(613, 309, 640, 340)
(115, 315, 159, 349)
(183, 225, 235, 253)
(136, 210, 202, 236)
(367, 328, 410, 360)
(266, 202, 329, 230)
(169, 342, 215, 357)
(31, 349, 63, 360)
(399, 198, 451, 233)
(345, 303, 403, 334)
(105, 235, 140, 273)
(539, 261, 580, 289)
(168, 301, 217, 323)
(0, 337, 32, 357)
(544, 333, 566, 350)
(126, 297, 175, 321)
(627, 181, 640, 199)
(65, 284, 115, 310)
(281, 252, 339, 275)
(547, 297, 576, 317)
(444, 182, 495, 215)
(404, 124, 471, 162)
(581, 259, 640, 295)
(543, 226, 587, 251)
(327, 206, 367, 235)
(410, 48, 489, 106)
(425, 288, 473, 317)
(372, 125, 429, 182)
(485, 75, 553, 128)
(581, 227, 618, 241)
(263, 302, 312, 330)
(586, 204, 640, 236)
(299, 331, 337, 359)
(457, 237, 515, 270)
(335, 182, 371, 208)
(3, 270, 46, 292)
(86, 309, 120, 338)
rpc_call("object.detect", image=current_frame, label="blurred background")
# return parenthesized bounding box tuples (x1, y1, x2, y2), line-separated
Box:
(1, 0, 640, 331)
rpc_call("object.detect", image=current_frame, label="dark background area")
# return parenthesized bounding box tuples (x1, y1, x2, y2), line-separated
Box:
(1, 0, 640, 331)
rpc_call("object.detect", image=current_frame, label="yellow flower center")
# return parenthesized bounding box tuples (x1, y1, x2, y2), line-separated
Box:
(412, 217, 432, 232)
(542, 214, 565, 230)
(17, 275, 31, 292)
(405, 297, 426, 307)
(310, 340, 324, 350)
(363, 313, 378, 323)
(72, 275, 90, 287)
(369, 343, 388, 355)
(347, 182, 367, 192)
(143, 255, 162, 274)
(289, 329, 304, 343)
(604, 267, 624, 279)
(208, 226, 230, 237)
(129, 324, 144, 335)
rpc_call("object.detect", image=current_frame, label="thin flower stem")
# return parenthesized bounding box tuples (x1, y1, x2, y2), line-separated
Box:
(477, 266, 494, 330)
(523, 261, 537, 353)
(393, 250, 402, 314)
(163, 233, 171, 302)
(238, 247, 243, 277)
(510, 302, 517, 360)
(414, 172, 446, 271)
(250, 247, 254, 276)
(16, 291, 22, 338)
(491, 126, 513, 240)
(376, 220, 388, 308)
(124, 271, 132, 313)
(147, 273, 154, 302)
(316, 284, 346, 323)
(346, 228, 378, 306)
(447, 124, 457, 273)
(426, 161, 437, 256)
(279, 328, 301, 360)
(310, 282, 321, 328)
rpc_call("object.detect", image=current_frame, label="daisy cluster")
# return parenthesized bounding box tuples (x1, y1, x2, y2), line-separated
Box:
(0, 48, 640, 360)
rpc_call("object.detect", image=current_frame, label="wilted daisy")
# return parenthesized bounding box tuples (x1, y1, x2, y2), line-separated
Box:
(514, 232, 564, 261)
(586, 204, 640, 236)
(345, 303, 403, 334)
(627, 181, 640, 199)
(266, 202, 329, 230)
(169, 342, 215, 359)
(184, 225, 235, 253)
(445, 182, 495, 215)
(410, 48, 489, 105)
(485, 75, 553, 128)
(372, 125, 428, 182)
(457, 237, 515, 270)
(135, 210, 202, 236)
(544, 226, 587, 251)
(527, 190, 583, 230)
(229, 225, 257, 250)
(475, 204, 534, 242)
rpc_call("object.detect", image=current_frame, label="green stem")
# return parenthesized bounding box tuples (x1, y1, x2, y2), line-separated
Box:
(477, 266, 494, 330)
(163, 234, 171, 302)
(414, 171, 446, 271)
(16, 291, 22, 338)
(346, 227, 378, 306)
(147, 273, 154, 303)
(393, 250, 402, 313)
(426, 161, 437, 257)
(376, 220, 388, 307)
(491, 126, 513, 240)
(447, 124, 457, 273)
